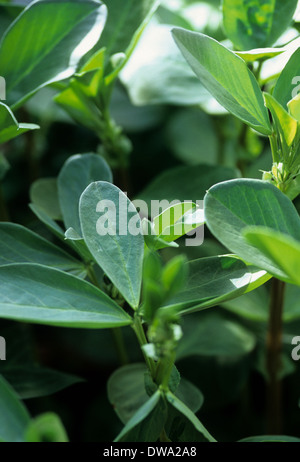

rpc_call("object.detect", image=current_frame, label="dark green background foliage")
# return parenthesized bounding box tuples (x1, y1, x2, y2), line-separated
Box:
(0, 0, 300, 443)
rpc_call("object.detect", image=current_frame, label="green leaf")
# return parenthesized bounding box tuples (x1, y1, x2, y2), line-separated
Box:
(176, 312, 256, 360)
(243, 226, 300, 285)
(54, 79, 103, 134)
(172, 28, 271, 135)
(1, 365, 82, 400)
(142, 218, 179, 251)
(235, 47, 285, 63)
(223, 0, 298, 50)
(0, 263, 132, 328)
(264, 92, 297, 146)
(204, 179, 300, 280)
(137, 164, 239, 214)
(175, 379, 204, 414)
(0, 102, 39, 143)
(29, 204, 90, 266)
(98, 0, 160, 79)
(0, 222, 85, 276)
(163, 255, 270, 315)
(79, 181, 144, 309)
(0, 375, 30, 442)
(0, 0, 107, 108)
(25, 413, 69, 442)
(58, 153, 113, 235)
(165, 391, 216, 442)
(108, 363, 202, 426)
(30, 178, 62, 221)
(153, 202, 204, 243)
(273, 47, 300, 108)
(114, 390, 167, 442)
(107, 363, 150, 425)
(287, 93, 300, 121)
(239, 435, 300, 442)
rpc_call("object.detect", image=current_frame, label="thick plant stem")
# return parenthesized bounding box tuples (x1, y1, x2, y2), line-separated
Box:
(266, 278, 285, 434)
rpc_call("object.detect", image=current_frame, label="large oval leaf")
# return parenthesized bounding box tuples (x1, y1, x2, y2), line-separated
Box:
(172, 28, 271, 135)
(0, 263, 132, 328)
(79, 181, 144, 309)
(204, 179, 300, 280)
(0, 0, 107, 107)
(223, 0, 298, 50)
(58, 153, 112, 235)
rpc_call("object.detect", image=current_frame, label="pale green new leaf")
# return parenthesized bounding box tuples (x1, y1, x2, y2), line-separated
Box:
(243, 226, 300, 285)
(264, 92, 297, 146)
(25, 413, 69, 442)
(235, 47, 285, 63)
(0, 102, 38, 143)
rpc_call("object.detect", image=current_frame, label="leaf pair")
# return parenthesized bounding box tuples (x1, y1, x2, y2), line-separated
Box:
(108, 364, 215, 442)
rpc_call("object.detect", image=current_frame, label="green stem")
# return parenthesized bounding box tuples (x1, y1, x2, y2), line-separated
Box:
(269, 133, 279, 163)
(155, 352, 176, 390)
(132, 315, 156, 377)
(266, 278, 285, 434)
